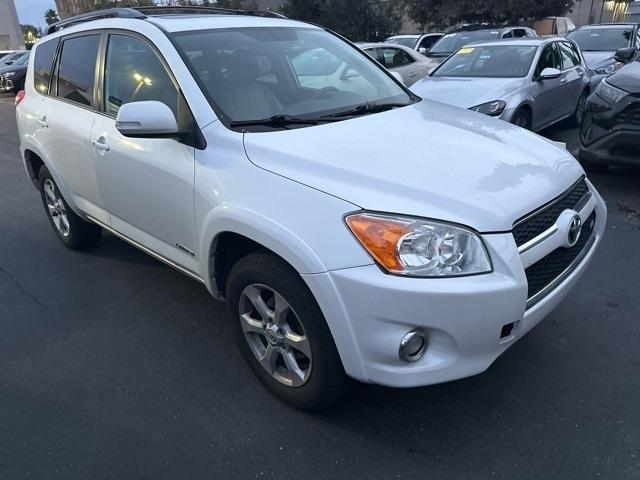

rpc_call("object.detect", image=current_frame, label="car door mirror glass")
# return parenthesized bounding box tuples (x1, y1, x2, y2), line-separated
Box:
(116, 101, 179, 138)
(539, 67, 562, 80)
(614, 47, 635, 63)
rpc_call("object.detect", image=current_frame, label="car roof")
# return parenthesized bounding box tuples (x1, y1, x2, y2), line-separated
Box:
(466, 37, 562, 47)
(387, 34, 421, 38)
(358, 42, 414, 51)
(574, 23, 636, 30)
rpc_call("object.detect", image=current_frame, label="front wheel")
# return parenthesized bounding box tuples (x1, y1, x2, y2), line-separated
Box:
(511, 108, 532, 130)
(570, 90, 589, 127)
(226, 252, 349, 410)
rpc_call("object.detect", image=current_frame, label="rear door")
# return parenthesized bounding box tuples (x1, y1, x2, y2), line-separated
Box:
(37, 32, 107, 222)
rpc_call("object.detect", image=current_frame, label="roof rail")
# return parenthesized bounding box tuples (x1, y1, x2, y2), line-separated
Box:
(47, 7, 145, 35)
(134, 5, 287, 19)
(46, 5, 288, 35)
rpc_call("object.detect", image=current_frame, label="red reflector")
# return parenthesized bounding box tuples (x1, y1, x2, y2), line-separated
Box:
(15, 90, 25, 106)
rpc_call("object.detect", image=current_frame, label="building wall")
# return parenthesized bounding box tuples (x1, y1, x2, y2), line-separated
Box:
(568, 0, 634, 26)
(0, 0, 25, 50)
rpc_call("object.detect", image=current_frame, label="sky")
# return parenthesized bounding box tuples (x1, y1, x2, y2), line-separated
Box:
(13, 0, 57, 29)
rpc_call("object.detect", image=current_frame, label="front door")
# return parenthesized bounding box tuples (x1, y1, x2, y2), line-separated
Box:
(530, 42, 565, 130)
(91, 32, 198, 273)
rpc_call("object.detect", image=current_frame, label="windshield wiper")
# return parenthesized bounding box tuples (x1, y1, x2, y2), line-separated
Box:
(324, 102, 408, 119)
(229, 114, 336, 128)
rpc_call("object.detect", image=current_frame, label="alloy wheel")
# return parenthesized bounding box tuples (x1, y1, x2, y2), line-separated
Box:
(239, 284, 312, 387)
(43, 179, 70, 237)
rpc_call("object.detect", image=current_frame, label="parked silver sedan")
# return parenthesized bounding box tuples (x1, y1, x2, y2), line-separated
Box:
(358, 43, 431, 86)
(411, 38, 590, 131)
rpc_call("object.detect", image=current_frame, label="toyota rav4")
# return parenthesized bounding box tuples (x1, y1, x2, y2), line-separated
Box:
(16, 6, 607, 409)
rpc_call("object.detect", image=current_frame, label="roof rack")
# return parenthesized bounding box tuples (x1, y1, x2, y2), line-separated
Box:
(47, 5, 287, 35)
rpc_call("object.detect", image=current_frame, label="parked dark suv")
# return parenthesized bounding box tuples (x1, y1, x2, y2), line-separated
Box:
(580, 58, 640, 170)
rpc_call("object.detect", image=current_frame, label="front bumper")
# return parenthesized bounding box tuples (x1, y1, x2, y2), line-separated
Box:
(580, 92, 640, 165)
(303, 183, 606, 388)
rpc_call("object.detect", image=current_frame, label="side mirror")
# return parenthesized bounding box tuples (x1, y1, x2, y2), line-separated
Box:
(418, 47, 427, 54)
(614, 47, 635, 63)
(390, 71, 404, 84)
(539, 67, 562, 80)
(116, 101, 178, 138)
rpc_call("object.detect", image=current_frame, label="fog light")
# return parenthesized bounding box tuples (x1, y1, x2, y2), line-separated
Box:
(399, 329, 427, 362)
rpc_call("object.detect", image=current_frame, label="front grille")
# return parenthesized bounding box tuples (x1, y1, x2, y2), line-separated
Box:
(512, 178, 589, 247)
(617, 102, 640, 126)
(525, 211, 596, 303)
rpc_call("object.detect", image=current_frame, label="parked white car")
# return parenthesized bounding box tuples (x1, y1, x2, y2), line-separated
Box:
(358, 42, 431, 86)
(17, 7, 606, 409)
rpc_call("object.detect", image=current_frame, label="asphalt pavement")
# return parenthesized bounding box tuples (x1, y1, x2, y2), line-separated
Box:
(1, 94, 639, 479)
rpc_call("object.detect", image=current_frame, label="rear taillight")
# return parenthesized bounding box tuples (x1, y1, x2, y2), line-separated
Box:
(15, 90, 25, 106)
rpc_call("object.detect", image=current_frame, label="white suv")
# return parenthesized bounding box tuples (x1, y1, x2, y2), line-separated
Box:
(16, 7, 606, 409)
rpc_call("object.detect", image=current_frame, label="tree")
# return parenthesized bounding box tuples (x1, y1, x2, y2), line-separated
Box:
(283, 0, 402, 42)
(400, 0, 576, 29)
(44, 8, 60, 25)
(80, 0, 155, 13)
(215, 0, 260, 9)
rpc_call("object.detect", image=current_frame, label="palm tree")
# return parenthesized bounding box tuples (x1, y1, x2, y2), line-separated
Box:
(44, 8, 60, 25)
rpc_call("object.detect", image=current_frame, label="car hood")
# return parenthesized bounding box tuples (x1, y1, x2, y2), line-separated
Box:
(0, 64, 26, 75)
(582, 51, 615, 70)
(607, 61, 640, 93)
(410, 77, 523, 109)
(242, 100, 583, 232)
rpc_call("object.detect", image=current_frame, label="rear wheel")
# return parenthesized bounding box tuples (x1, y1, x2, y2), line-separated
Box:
(511, 107, 532, 130)
(38, 166, 102, 250)
(226, 252, 349, 410)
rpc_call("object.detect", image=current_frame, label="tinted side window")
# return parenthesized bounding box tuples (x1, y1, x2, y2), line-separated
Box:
(559, 41, 580, 69)
(381, 48, 414, 68)
(536, 43, 561, 76)
(33, 38, 59, 94)
(104, 34, 189, 128)
(56, 35, 100, 107)
(418, 36, 439, 50)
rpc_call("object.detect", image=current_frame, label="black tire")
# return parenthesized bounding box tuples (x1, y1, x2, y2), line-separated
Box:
(511, 107, 532, 130)
(569, 90, 589, 127)
(38, 166, 102, 250)
(226, 251, 349, 410)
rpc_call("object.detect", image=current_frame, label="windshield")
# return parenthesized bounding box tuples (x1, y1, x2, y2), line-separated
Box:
(429, 30, 500, 55)
(567, 28, 632, 51)
(433, 45, 537, 78)
(385, 36, 419, 48)
(1, 51, 27, 65)
(173, 27, 412, 130)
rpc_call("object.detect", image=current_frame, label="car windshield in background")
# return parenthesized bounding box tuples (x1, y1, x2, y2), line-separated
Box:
(433, 45, 538, 78)
(173, 27, 412, 128)
(385, 36, 419, 48)
(429, 31, 500, 55)
(567, 28, 632, 51)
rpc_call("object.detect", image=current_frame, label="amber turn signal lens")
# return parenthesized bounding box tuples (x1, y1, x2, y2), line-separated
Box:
(345, 214, 409, 271)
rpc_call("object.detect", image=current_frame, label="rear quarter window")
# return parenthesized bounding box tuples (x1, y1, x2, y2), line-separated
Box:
(55, 34, 100, 107)
(33, 38, 59, 94)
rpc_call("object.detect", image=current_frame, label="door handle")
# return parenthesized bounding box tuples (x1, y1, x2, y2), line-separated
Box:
(92, 139, 110, 152)
(37, 117, 48, 128)
(560, 78, 568, 84)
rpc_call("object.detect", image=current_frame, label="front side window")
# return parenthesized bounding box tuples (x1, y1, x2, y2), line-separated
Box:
(567, 28, 633, 51)
(418, 35, 440, 50)
(103, 34, 183, 120)
(56, 34, 100, 107)
(381, 48, 414, 68)
(558, 41, 580, 69)
(173, 27, 412, 128)
(535, 43, 561, 76)
(33, 38, 59, 94)
(433, 45, 537, 78)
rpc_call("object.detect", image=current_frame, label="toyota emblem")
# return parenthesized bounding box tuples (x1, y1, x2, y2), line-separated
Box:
(567, 215, 582, 246)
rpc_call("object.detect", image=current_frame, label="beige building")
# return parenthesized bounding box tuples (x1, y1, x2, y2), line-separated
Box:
(569, 0, 636, 26)
(0, 0, 25, 50)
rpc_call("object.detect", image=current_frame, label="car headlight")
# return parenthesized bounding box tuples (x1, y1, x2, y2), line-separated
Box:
(595, 79, 628, 104)
(345, 212, 492, 277)
(469, 100, 506, 117)
(593, 62, 621, 75)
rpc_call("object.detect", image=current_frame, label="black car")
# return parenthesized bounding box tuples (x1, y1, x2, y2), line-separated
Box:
(580, 58, 640, 170)
(0, 63, 27, 94)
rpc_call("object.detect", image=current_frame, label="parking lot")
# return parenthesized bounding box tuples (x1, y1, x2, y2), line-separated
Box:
(0, 91, 639, 479)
